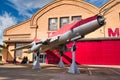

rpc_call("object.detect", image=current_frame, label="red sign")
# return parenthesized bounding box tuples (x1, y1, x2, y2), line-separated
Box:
(47, 28, 120, 38)
(108, 28, 120, 37)
(47, 32, 56, 38)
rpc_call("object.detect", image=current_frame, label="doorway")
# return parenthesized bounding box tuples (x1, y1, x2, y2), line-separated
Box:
(39, 54, 46, 63)
(33, 53, 46, 63)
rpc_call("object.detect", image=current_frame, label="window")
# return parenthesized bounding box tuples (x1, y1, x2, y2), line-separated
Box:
(39, 54, 46, 63)
(15, 43, 22, 57)
(49, 18, 58, 31)
(72, 16, 82, 21)
(60, 17, 69, 27)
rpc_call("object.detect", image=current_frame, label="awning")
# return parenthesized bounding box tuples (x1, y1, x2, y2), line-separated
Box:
(3, 39, 33, 43)
(78, 37, 120, 41)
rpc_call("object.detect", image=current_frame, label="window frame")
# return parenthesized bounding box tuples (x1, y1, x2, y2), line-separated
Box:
(72, 15, 82, 21)
(60, 17, 69, 28)
(48, 18, 58, 31)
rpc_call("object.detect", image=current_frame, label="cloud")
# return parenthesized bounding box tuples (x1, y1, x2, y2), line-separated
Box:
(85, 0, 109, 7)
(7, 0, 54, 18)
(0, 12, 17, 44)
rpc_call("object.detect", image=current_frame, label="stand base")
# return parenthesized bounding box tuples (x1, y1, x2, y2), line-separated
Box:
(68, 62, 80, 74)
(32, 56, 41, 69)
(58, 57, 65, 68)
(68, 42, 80, 74)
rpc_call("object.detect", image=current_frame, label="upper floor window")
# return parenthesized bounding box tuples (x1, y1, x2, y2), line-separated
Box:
(48, 18, 58, 31)
(72, 16, 82, 21)
(60, 17, 69, 28)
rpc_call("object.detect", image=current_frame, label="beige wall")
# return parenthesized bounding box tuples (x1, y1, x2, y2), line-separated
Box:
(31, 0, 99, 39)
(36, 4, 99, 39)
(103, 3, 120, 37)
(4, 20, 31, 41)
(2, 0, 120, 62)
(2, 43, 14, 62)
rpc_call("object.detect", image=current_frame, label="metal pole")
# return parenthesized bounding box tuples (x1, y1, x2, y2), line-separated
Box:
(32, 50, 41, 69)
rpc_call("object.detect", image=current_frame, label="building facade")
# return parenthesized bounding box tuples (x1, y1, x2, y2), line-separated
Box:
(2, 0, 120, 65)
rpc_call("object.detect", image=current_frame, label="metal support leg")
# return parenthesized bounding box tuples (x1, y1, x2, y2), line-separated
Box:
(68, 42, 80, 74)
(32, 51, 41, 69)
(58, 54, 65, 68)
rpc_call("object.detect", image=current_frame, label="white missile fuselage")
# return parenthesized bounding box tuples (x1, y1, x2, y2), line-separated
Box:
(11, 15, 105, 53)
(40, 15, 105, 52)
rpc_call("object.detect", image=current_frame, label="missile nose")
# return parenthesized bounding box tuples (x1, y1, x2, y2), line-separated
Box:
(97, 16, 105, 26)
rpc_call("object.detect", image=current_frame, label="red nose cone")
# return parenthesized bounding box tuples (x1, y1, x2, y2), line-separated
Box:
(33, 37, 39, 42)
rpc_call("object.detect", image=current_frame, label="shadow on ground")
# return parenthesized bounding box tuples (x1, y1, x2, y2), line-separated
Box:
(0, 64, 120, 80)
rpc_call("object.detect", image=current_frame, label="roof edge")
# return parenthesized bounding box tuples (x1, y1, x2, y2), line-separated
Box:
(100, 0, 118, 11)
(31, 0, 99, 26)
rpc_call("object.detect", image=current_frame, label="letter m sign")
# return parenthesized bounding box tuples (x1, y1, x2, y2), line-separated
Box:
(108, 28, 119, 37)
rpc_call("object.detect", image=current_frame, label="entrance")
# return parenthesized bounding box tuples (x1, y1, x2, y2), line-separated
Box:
(32, 53, 46, 63)
(39, 54, 46, 63)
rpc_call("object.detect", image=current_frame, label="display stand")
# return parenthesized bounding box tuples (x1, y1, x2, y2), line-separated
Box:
(58, 54, 65, 68)
(68, 42, 80, 74)
(32, 51, 41, 69)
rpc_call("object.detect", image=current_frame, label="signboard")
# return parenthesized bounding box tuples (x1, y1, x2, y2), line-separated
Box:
(108, 28, 120, 37)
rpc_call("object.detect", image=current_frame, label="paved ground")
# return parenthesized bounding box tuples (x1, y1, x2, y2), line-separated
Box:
(0, 63, 120, 80)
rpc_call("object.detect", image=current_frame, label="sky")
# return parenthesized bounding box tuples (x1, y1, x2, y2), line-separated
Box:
(0, 0, 109, 44)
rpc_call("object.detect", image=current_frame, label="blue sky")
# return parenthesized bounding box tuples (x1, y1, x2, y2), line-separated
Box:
(0, 0, 109, 44)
